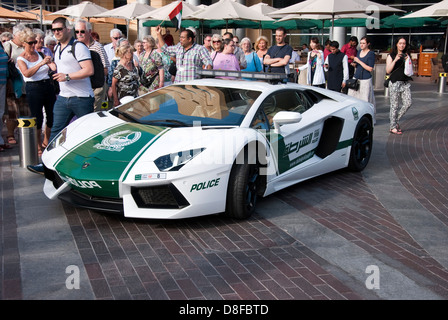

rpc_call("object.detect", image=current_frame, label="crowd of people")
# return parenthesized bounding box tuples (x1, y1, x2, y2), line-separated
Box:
(0, 19, 413, 171)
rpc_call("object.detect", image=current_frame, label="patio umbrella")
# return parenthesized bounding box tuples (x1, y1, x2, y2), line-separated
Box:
(381, 13, 441, 46)
(251, 4, 321, 30)
(93, 2, 155, 36)
(0, 7, 36, 20)
(15, 9, 69, 26)
(139, 1, 201, 28)
(249, 3, 277, 16)
(275, 13, 376, 42)
(186, 0, 274, 31)
(50, 1, 108, 20)
(269, 0, 402, 36)
(400, 0, 448, 53)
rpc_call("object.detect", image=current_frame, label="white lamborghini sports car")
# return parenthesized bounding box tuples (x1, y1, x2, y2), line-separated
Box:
(42, 71, 374, 220)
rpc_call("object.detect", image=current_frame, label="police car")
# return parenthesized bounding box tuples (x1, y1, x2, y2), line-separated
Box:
(41, 71, 374, 220)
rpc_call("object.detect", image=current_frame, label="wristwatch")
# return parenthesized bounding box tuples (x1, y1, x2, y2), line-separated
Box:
(65, 74, 71, 82)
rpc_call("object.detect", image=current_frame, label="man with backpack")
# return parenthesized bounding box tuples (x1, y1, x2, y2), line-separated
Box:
(27, 17, 94, 175)
(74, 18, 109, 111)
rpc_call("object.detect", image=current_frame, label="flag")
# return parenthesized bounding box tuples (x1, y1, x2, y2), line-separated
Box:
(169, 1, 182, 31)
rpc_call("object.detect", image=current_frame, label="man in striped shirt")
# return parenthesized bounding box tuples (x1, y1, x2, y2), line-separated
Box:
(155, 26, 212, 83)
(74, 19, 110, 111)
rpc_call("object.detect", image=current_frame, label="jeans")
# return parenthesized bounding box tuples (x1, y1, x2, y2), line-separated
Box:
(49, 95, 94, 142)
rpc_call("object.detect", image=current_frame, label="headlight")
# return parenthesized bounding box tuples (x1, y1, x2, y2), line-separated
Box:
(46, 127, 67, 152)
(154, 148, 205, 172)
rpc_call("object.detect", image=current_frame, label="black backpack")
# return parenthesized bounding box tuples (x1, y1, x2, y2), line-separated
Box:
(67, 41, 105, 89)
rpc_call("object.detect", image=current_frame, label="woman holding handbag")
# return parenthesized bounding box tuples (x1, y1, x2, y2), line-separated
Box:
(16, 28, 56, 155)
(348, 36, 376, 123)
(111, 44, 139, 107)
(139, 35, 163, 93)
(386, 37, 412, 135)
(298, 37, 325, 88)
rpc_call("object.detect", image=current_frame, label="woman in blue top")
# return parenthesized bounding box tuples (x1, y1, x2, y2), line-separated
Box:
(240, 37, 263, 74)
(348, 36, 376, 122)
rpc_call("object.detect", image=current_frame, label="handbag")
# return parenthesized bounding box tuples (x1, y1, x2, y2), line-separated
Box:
(7, 46, 20, 80)
(384, 75, 390, 88)
(404, 56, 414, 77)
(140, 71, 158, 88)
(346, 78, 359, 90)
(168, 61, 177, 76)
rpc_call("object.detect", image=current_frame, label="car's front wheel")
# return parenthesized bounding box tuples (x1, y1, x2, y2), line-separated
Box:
(348, 116, 373, 172)
(225, 161, 260, 220)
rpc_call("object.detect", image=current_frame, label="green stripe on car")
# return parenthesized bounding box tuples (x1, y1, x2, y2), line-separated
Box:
(55, 124, 168, 197)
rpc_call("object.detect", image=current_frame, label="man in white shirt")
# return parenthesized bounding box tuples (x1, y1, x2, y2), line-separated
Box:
(104, 29, 123, 65)
(27, 17, 94, 175)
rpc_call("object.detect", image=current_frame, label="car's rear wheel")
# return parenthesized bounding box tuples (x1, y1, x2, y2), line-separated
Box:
(225, 161, 261, 220)
(348, 116, 373, 172)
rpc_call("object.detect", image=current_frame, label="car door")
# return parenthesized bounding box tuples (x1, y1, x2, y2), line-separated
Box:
(251, 89, 323, 177)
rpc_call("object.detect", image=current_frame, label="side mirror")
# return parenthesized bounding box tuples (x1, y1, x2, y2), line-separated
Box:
(273, 111, 302, 134)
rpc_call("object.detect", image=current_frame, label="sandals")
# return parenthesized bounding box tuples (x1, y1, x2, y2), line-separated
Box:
(7, 136, 17, 144)
(389, 128, 403, 135)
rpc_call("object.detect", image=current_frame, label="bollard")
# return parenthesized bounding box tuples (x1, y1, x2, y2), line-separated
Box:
(384, 86, 389, 97)
(438, 73, 447, 94)
(18, 117, 39, 168)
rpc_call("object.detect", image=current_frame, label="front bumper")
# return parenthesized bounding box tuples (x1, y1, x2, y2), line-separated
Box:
(43, 165, 227, 219)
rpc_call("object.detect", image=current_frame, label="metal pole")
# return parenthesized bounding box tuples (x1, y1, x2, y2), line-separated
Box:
(444, 25, 448, 55)
(438, 73, 447, 94)
(18, 117, 39, 168)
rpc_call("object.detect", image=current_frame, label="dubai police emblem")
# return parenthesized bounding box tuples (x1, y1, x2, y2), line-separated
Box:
(94, 130, 141, 152)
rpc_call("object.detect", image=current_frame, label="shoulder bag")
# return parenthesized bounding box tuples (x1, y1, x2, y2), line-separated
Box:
(7, 45, 21, 80)
(346, 78, 359, 90)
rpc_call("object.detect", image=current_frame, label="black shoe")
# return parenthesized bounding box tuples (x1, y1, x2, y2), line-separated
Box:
(27, 163, 44, 175)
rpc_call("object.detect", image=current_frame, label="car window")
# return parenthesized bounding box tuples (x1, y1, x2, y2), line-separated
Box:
(251, 90, 309, 130)
(114, 85, 261, 127)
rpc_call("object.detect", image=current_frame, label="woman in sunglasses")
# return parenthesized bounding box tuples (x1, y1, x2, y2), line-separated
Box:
(211, 34, 223, 53)
(16, 28, 56, 156)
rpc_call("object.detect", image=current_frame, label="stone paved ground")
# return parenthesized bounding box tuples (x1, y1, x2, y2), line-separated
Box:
(1, 77, 448, 304)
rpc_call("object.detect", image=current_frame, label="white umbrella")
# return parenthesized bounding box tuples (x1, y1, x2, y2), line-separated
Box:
(186, 0, 274, 30)
(49, 1, 108, 19)
(94, 2, 155, 36)
(249, 3, 277, 16)
(269, 0, 402, 35)
(401, 0, 448, 53)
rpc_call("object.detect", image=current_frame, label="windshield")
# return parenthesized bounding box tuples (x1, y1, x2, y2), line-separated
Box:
(113, 84, 261, 127)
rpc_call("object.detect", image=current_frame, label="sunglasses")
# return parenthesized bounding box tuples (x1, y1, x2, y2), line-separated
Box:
(25, 40, 38, 45)
(113, 37, 121, 40)
(213, 40, 221, 43)
(51, 27, 65, 33)
(75, 30, 86, 34)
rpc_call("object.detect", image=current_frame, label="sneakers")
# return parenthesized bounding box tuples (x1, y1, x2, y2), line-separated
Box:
(27, 163, 44, 175)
